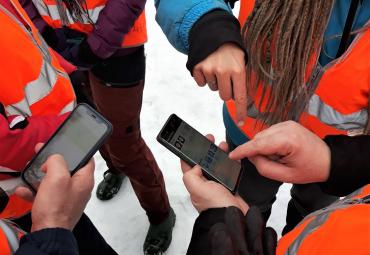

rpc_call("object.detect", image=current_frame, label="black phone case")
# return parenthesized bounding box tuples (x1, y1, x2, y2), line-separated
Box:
(157, 114, 241, 194)
(21, 103, 113, 192)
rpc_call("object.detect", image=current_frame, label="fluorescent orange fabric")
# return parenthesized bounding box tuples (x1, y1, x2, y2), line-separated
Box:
(228, 1, 370, 139)
(0, 220, 25, 254)
(0, 0, 75, 117)
(238, 0, 255, 27)
(0, 227, 11, 255)
(36, 0, 147, 48)
(0, 0, 75, 219)
(0, 196, 32, 220)
(277, 185, 370, 255)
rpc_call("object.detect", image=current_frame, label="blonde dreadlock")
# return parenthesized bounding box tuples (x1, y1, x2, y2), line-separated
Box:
(242, 0, 335, 126)
(55, 0, 93, 26)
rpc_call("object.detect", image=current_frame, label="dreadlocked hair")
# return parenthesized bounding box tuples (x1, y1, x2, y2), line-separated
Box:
(56, 0, 93, 26)
(242, 0, 335, 126)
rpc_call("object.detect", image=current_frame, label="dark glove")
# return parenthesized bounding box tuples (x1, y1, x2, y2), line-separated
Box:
(224, 0, 239, 8)
(188, 206, 277, 255)
(69, 70, 95, 108)
(41, 27, 69, 52)
(244, 207, 277, 255)
(65, 39, 101, 69)
(220, 206, 277, 255)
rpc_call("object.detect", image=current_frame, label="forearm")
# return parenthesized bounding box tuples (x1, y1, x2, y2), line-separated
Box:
(87, 0, 146, 59)
(15, 228, 78, 255)
(321, 135, 370, 196)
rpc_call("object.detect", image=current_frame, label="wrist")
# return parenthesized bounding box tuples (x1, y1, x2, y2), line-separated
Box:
(32, 218, 73, 232)
(187, 10, 246, 73)
(320, 143, 331, 182)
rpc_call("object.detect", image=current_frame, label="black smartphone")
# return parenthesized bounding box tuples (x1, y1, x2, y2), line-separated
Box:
(21, 103, 112, 192)
(157, 114, 242, 194)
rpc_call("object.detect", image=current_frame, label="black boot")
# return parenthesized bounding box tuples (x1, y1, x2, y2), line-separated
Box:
(96, 170, 125, 201)
(144, 208, 176, 255)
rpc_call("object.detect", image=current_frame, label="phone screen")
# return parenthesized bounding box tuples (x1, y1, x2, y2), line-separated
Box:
(23, 104, 111, 190)
(159, 115, 241, 192)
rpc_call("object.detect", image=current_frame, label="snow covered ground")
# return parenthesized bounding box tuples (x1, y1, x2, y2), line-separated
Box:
(85, 2, 291, 254)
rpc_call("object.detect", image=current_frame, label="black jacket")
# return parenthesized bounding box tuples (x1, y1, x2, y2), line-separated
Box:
(15, 228, 78, 255)
(187, 135, 370, 255)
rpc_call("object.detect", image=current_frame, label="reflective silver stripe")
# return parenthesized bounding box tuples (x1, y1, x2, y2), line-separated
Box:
(0, 220, 20, 253)
(5, 100, 32, 117)
(285, 186, 367, 255)
(304, 21, 370, 131)
(246, 93, 368, 131)
(25, 61, 57, 105)
(33, 0, 104, 24)
(0, 176, 23, 195)
(308, 94, 368, 130)
(9, 116, 26, 129)
(285, 214, 329, 255)
(5, 59, 62, 116)
(1, 4, 72, 117)
(60, 100, 76, 115)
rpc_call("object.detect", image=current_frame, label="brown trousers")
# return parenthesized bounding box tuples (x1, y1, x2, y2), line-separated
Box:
(89, 74, 170, 225)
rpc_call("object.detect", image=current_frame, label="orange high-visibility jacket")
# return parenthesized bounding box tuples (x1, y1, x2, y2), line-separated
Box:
(0, 220, 25, 255)
(277, 184, 370, 255)
(227, 0, 370, 139)
(32, 0, 147, 48)
(0, 0, 75, 219)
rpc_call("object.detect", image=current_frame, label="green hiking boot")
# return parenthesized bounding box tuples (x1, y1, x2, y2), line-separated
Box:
(144, 207, 176, 255)
(96, 170, 125, 201)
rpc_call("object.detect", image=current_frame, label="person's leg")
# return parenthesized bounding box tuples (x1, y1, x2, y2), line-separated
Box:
(73, 213, 118, 255)
(89, 72, 175, 254)
(282, 183, 338, 235)
(226, 134, 282, 222)
(69, 69, 125, 200)
(96, 143, 127, 201)
(89, 75, 171, 223)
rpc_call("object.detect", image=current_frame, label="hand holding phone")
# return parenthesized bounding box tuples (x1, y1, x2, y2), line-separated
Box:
(157, 114, 242, 194)
(22, 104, 112, 192)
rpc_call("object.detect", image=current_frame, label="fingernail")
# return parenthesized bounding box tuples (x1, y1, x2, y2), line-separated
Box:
(238, 121, 244, 127)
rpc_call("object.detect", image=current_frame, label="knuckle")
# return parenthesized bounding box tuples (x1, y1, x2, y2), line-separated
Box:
(220, 92, 231, 101)
(215, 67, 226, 75)
(235, 94, 247, 103)
(252, 139, 262, 150)
(232, 66, 244, 75)
(202, 66, 213, 75)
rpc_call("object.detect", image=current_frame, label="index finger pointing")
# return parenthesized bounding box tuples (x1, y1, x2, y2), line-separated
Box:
(232, 70, 247, 125)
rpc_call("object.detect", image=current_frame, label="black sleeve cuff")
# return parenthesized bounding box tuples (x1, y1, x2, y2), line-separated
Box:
(19, 228, 78, 254)
(186, 10, 246, 73)
(320, 135, 370, 196)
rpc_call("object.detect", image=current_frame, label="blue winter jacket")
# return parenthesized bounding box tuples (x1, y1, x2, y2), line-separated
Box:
(155, 0, 370, 145)
(155, 0, 232, 54)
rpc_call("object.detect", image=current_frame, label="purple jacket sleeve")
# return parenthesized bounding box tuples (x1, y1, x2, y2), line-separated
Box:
(19, 0, 49, 34)
(87, 0, 147, 59)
